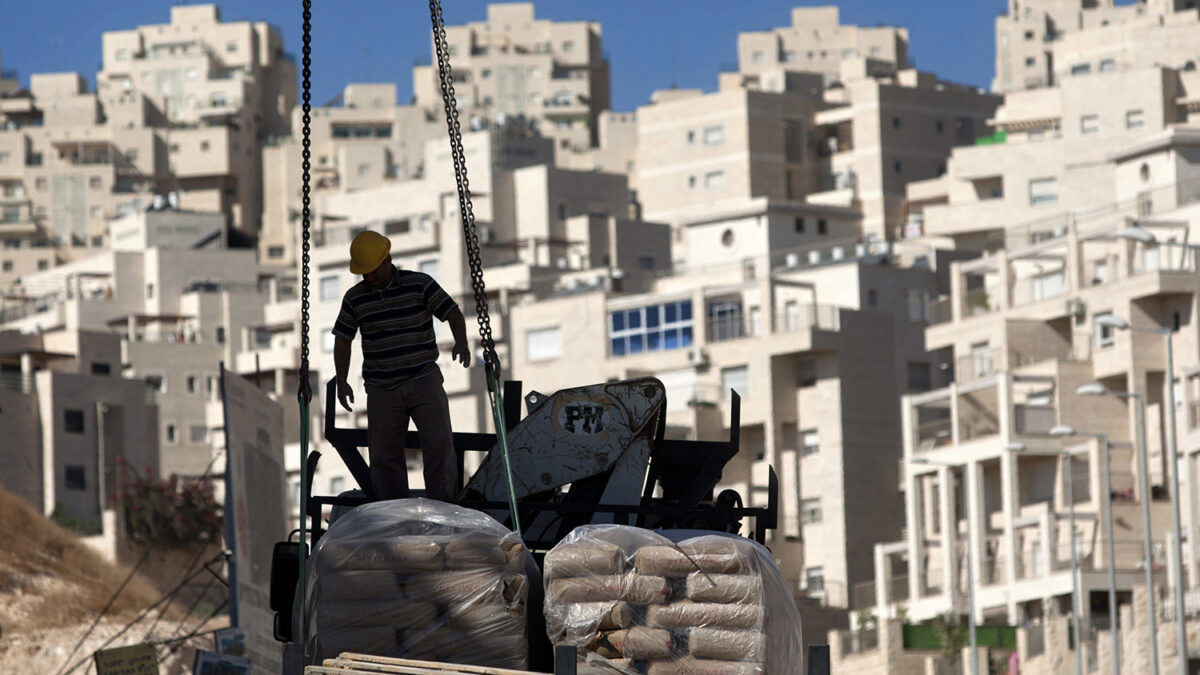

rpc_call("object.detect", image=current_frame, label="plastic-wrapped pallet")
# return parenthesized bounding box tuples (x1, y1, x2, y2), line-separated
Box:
(305, 499, 531, 667)
(544, 525, 803, 674)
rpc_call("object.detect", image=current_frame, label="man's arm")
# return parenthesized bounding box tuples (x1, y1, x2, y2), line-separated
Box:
(334, 336, 354, 411)
(446, 307, 470, 367)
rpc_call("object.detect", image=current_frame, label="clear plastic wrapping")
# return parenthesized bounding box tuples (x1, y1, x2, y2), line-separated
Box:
(305, 499, 530, 668)
(543, 525, 803, 674)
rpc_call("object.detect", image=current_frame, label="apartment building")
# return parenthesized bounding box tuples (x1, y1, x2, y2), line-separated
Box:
(0, 5, 295, 291)
(636, 61, 1000, 245)
(98, 4, 296, 235)
(412, 2, 611, 156)
(736, 6, 909, 86)
(994, 0, 1200, 93)
(258, 83, 446, 267)
(0, 328, 158, 528)
(907, 64, 1197, 254)
(0, 209, 283, 478)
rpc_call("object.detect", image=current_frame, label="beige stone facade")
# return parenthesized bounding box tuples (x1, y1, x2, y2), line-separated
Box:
(412, 2, 610, 156)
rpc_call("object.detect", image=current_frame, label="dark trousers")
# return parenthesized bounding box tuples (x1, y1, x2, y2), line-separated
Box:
(365, 370, 459, 501)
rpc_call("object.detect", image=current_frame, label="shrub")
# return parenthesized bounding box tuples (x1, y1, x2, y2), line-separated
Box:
(118, 461, 222, 546)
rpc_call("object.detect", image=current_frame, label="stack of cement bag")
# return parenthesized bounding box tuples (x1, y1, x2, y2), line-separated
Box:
(544, 525, 803, 675)
(305, 499, 530, 668)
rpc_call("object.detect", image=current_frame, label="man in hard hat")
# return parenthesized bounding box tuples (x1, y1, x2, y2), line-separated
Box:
(331, 230, 470, 501)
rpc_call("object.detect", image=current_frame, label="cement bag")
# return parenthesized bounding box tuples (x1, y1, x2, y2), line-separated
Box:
(305, 498, 531, 668)
(544, 525, 803, 674)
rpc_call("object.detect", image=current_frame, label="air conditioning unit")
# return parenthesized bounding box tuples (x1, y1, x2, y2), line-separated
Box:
(686, 347, 709, 367)
(785, 252, 800, 268)
(808, 250, 822, 265)
(1066, 297, 1086, 318)
(831, 246, 845, 261)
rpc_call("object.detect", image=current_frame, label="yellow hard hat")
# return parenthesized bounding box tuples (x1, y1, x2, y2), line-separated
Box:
(348, 230, 390, 274)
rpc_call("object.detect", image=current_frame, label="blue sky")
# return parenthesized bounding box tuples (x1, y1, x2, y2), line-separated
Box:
(1, 1, 1008, 111)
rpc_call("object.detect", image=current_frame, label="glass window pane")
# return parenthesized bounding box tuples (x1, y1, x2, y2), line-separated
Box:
(647, 331, 662, 351)
(646, 306, 660, 328)
(664, 328, 679, 349)
(681, 326, 693, 346)
(681, 301, 693, 321)
(611, 312, 625, 332)
(664, 303, 677, 323)
(629, 334, 645, 353)
(611, 338, 626, 356)
(628, 310, 642, 329)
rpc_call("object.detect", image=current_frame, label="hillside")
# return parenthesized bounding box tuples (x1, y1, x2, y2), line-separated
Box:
(0, 488, 227, 672)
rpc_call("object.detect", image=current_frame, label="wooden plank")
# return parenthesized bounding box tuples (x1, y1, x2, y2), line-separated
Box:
(306, 653, 539, 675)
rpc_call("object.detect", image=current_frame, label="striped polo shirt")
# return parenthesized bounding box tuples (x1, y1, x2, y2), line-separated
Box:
(332, 267, 458, 389)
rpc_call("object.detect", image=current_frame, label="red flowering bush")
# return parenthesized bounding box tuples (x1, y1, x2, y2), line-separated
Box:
(118, 462, 222, 546)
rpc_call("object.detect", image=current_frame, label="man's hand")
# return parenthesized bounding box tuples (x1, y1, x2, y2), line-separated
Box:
(451, 341, 471, 368)
(336, 378, 355, 412)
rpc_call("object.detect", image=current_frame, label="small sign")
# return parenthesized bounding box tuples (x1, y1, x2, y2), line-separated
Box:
(214, 627, 245, 657)
(94, 643, 159, 675)
(193, 649, 251, 675)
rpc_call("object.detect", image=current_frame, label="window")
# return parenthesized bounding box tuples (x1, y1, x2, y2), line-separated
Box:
(709, 301, 744, 342)
(146, 375, 165, 393)
(215, 326, 226, 344)
(226, 41, 238, 53)
(558, 203, 567, 220)
(206, 375, 216, 396)
(319, 275, 339, 302)
(91, 236, 103, 248)
(1099, 58, 1117, 72)
(817, 219, 828, 235)
(1024, 30, 1035, 40)
(89, 176, 102, 189)
(936, 120, 945, 134)
(800, 497, 822, 524)
(1025, 57, 1036, 67)
(562, 40, 575, 52)
(357, 163, 370, 177)
(186, 375, 197, 394)
(784, 120, 805, 163)
(268, 246, 284, 259)
(609, 301, 693, 356)
(322, 330, 336, 353)
(91, 362, 110, 376)
(1029, 177, 1058, 206)
(704, 171, 726, 190)
(166, 423, 177, 444)
(749, 306, 762, 336)
(751, 50, 764, 63)
(892, 116, 902, 130)
(702, 125, 725, 146)
(797, 359, 817, 387)
(189, 425, 208, 444)
(210, 92, 226, 107)
(794, 217, 805, 233)
(805, 566, 825, 592)
(2, 261, 10, 272)
(1097, 313, 1116, 347)
(64, 409, 85, 434)
(893, 160, 903, 174)
(1126, 109, 1145, 129)
(146, 283, 154, 300)
(65, 466, 86, 490)
(89, 206, 103, 219)
(1081, 115, 1099, 134)
(908, 362, 932, 391)
(200, 140, 210, 152)
(115, 48, 128, 61)
(907, 290, 927, 322)
(801, 430, 819, 457)
(686, 130, 696, 145)
(330, 476, 345, 494)
(1070, 63, 1091, 76)
(867, 288, 878, 306)
(526, 326, 562, 361)
(970, 341, 993, 377)
(721, 366, 749, 402)
(35, 177, 46, 190)
(637, 256, 655, 271)
(687, 175, 697, 189)
(384, 219, 410, 235)
(37, 260, 48, 271)
(781, 50, 797, 63)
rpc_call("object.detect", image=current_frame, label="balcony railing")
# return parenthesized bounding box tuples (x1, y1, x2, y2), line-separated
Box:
(0, 371, 33, 392)
(837, 627, 879, 656)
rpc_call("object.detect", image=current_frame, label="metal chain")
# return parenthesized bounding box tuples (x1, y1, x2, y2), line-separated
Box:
(428, 0, 499, 382)
(297, 0, 313, 405)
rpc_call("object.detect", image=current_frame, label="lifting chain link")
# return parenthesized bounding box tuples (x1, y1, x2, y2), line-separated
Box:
(428, 0, 500, 385)
(297, 0, 314, 405)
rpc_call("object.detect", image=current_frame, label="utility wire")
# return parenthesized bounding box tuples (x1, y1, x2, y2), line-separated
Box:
(138, 541, 209, 643)
(53, 546, 152, 675)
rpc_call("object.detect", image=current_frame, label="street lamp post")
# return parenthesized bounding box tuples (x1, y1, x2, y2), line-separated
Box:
(1051, 426, 1119, 675)
(1007, 441, 1085, 675)
(1078, 383, 1160, 675)
(1097, 312, 1188, 675)
(912, 457, 977, 675)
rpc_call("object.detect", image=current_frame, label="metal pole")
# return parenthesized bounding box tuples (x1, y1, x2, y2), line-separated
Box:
(1134, 394, 1162, 675)
(1164, 331, 1188, 675)
(1069, 451, 1085, 675)
(1100, 434, 1120, 674)
(962, 469, 978, 675)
